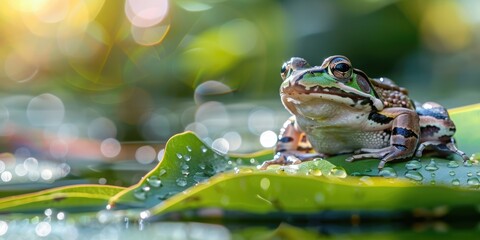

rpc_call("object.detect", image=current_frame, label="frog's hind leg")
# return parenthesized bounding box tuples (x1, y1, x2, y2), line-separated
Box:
(415, 138, 469, 161)
(258, 116, 325, 170)
(346, 108, 420, 169)
(415, 102, 469, 161)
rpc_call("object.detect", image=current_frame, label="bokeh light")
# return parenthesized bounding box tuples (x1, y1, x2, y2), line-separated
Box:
(88, 117, 117, 140)
(100, 138, 122, 158)
(125, 0, 169, 28)
(259, 130, 277, 148)
(211, 138, 229, 155)
(26, 94, 65, 127)
(135, 145, 156, 164)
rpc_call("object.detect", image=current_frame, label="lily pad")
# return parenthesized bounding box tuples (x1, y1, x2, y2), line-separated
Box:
(108, 104, 480, 218)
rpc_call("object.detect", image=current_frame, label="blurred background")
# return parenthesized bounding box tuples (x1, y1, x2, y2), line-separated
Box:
(0, 0, 479, 185)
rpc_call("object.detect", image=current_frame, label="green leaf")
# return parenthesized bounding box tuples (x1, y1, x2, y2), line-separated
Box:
(449, 103, 480, 155)
(0, 184, 125, 213)
(108, 131, 269, 209)
(112, 104, 480, 217)
(146, 167, 480, 216)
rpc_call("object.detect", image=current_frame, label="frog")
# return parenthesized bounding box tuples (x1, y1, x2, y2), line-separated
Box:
(259, 55, 469, 170)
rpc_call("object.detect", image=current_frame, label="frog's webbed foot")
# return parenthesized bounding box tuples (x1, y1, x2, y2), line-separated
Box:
(415, 139, 469, 161)
(346, 146, 411, 169)
(258, 152, 325, 170)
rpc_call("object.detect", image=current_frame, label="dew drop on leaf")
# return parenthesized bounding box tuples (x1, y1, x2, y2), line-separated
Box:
(405, 170, 423, 181)
(449, 170, 456, 176)
(467, 172, 473, 177)
(184, 155, 192, 161)
(425, 160, 439, 171)
(142, 185, 151, 192)
(309, 169, 322, 176)
(467, 177, 480, 187)
(447, 161, 460, 168)
(378, 167, 397, 178)
(451, 178, 460, 186)
(405, 160, 422, 170)
(146, 176, 162, 187)
(176, 177, 187, 187)
(134, 189, 147, 200)
(329, 166, 347, 178)
(158, 169, 167, 176)
(176, 153, 183, 159)
(186, 146, 192, 152)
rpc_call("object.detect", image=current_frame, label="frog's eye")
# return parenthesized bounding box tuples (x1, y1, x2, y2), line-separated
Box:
(280, 62, 291, 80)
(328, 57, 352, 81)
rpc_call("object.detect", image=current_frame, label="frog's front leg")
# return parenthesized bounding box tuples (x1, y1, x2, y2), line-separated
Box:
(346, 108, 420, 169)
(258, 116, 325, 170)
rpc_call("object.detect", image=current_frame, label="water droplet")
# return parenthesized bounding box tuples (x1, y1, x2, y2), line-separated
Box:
(378, 167, 397, 178)
(181, 163, 189, 170)
(186, 146, 192, 152)
(430, 180, 436, 185)
(199, 163, 206, 170)
(405, 170, 423, 181)
(467, 172, 473, 177)
(467, 177, 480, 187)
(477, 171, 480, 176)
(176, 177, 187, 187)
(447, 160, 459, 168)
(405, 160, 422, 170)
(193, 172, 208, 183)
(449, 170, 456, 176)
(309, 169, 323, 176)
(431, 172, 436, 178)
(142, 185, 151, 192)
(133, 189, 146, 200)
(181, 169, 190, 176)
(158, 169, 167, 176)
(200, 146, 208, 153)
(249, 158, 257, 164)
(329, 166, 347, 178)
(184, 155, 192, 161)
(260, 177, 270, 190)
(464, 160, 473, 167)
(425, 160, 439, 171)
(176, 153, 183, 159)
(451, 178, 460, 186)
(146, 176, 162, 187)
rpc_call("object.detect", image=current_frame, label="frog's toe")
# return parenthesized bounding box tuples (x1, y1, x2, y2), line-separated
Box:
(257, 155, 301, 170)
(346, 152, 383, 162)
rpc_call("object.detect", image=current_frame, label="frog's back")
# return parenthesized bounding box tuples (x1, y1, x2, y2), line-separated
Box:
(370, 77, 456, 142)
(370, 77, 414, 109)
(414, 101, 456, 142)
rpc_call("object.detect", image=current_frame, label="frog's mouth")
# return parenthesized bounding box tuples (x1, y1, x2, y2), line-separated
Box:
(281, 82, 380, 111)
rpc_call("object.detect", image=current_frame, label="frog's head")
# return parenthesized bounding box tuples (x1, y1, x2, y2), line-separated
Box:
(280, 56, 384, 118)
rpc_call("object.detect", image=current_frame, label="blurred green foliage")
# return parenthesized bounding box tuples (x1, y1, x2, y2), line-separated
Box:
(0, 0, 479, 143)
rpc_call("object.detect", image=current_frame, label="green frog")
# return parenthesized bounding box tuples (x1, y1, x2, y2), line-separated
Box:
(260, 55, 468, 170)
